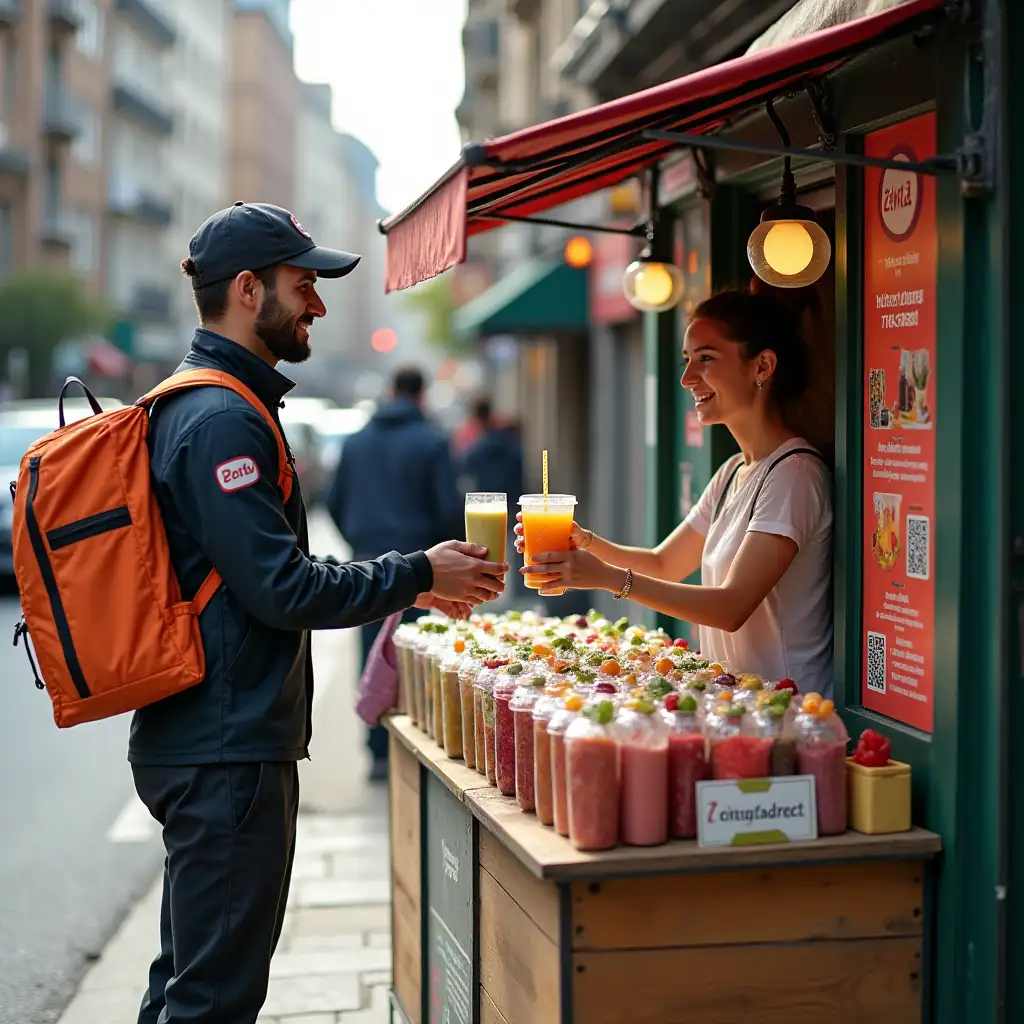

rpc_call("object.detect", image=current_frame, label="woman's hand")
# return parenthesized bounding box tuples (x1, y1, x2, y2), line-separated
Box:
(513, 511, 588, 554)
(414, 594, 475, 620)
(520, 547, 625, 596)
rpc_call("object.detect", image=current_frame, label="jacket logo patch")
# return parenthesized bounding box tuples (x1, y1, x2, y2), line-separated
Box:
(216, 456, 260, 492)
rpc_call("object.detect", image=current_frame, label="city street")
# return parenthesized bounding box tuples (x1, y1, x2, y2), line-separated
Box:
(0, 586, 164, 1024)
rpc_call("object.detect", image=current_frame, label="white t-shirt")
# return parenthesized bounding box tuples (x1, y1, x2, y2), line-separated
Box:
(683, 438, 834, 698)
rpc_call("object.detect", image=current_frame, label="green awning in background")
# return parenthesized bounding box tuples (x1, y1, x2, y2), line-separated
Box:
(453, 258, 588, 339)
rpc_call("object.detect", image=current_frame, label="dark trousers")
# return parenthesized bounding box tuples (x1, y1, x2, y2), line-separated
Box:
(132, 761, 299, 1024)
(361, 607, 421, 763)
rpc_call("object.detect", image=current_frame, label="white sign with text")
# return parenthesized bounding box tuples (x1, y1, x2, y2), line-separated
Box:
(696, 776, 818, 848)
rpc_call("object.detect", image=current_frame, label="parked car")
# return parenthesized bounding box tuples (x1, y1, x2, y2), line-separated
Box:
(0, 397, 123, 582)
(316, 406, 370, 484)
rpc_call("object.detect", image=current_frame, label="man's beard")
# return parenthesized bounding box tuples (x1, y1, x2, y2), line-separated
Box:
(255, 290, 313, 364)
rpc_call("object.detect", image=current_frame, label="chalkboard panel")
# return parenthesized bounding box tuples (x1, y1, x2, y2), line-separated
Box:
(425, 772, 475, 1024)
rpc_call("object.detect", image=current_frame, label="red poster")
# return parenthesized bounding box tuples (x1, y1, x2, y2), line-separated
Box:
(860, 112, 937, 732)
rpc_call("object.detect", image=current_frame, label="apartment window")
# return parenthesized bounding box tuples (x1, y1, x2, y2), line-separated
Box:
(0, 203, 12, 280)
(44, 156, 61, 217)
(76, 1, 104, 61)
(3, 34, 15, 116)
(72, 105, 100, 168)
(67, 211, 96, 275)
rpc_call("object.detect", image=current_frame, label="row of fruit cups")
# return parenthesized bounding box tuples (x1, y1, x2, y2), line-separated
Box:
(393, 612, 907, 850)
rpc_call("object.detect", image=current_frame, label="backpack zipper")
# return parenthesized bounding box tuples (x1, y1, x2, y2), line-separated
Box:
(13, 619, 44, 690)
(24, 456, 90, 699)
(46, 505, 131, 550)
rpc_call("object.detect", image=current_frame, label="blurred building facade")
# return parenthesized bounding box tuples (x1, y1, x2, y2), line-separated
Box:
(0, 0, 394, 402)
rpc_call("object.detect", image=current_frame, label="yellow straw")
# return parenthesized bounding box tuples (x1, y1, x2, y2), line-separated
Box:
(542, 449, 549, 507)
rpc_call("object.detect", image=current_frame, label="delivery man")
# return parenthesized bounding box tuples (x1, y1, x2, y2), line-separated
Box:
(129, 202, 506, 1024)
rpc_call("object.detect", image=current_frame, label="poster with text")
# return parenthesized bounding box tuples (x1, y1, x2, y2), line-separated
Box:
(861, 112, 936, 732)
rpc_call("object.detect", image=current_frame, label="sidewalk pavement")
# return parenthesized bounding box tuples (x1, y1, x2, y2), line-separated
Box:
(58, 513, 395, 1024)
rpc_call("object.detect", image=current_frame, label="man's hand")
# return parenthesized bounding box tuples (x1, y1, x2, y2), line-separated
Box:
(414, 593, 474, 620)
(425, 540, 507, 604)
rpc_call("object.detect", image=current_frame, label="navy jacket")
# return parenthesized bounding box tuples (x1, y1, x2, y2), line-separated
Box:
(462, 427, 524, 507)
(327, 397, 462, 560)
(128, 330, 433, 766)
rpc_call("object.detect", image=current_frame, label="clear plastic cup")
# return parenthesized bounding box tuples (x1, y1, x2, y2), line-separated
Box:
(519, 493, 577, 596)
(465, 493, 508, 589)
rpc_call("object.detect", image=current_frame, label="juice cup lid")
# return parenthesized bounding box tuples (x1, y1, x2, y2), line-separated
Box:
(519, 493, 576, 507)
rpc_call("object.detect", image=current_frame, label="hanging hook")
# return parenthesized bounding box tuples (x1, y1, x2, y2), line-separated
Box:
(805, 81, 836, 151)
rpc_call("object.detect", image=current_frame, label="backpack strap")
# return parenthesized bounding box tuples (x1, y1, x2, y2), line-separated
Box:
(746, 447, 828, 526)
(138, 369, 295, 616)
(711, 455, 745, 525)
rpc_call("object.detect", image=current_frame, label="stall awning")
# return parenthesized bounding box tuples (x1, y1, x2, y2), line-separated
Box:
(381, 0, 943, 293)
(453, 258, 588, 339)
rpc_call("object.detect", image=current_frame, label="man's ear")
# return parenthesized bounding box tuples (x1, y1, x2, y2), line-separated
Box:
(234, 271, 262, 311)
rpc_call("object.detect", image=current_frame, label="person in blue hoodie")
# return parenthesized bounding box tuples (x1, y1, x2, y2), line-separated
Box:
(327, 366, 464, 778)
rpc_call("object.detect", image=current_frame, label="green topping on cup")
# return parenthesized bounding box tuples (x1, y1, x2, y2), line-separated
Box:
(586, 651, 605, 667)
(530, 675, 546, 688)
(551, 636, 576, 651)
(505, 663, 524, 676)
(507, 610, 523, 621)
(726, 705, 746, 720)
(677, 695, 699, 714)
(769, 690, 793, 709)
(767, 704, 787, 719)
(584, 699, 616, 726)
(689, 680, 707, 692)
(629, 635, 643, 647)
(572, 668, 597, 685)
(632, 697, 656, 715)
(646, 676, 673, 700)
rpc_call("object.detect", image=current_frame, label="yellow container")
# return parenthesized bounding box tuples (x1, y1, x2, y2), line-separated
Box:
(846, 757, 912, 835)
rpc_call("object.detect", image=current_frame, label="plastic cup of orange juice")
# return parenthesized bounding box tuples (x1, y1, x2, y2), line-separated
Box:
(519, 493, 576, 596)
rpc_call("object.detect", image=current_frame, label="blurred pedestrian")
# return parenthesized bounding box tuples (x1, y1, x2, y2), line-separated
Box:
(131, 204, 505, 1024)
(327, 366, 465, 779)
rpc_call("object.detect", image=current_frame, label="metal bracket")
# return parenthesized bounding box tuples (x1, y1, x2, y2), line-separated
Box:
(805, 81, 836, 151)
(957, 132, 992, 197)
(694, 148, 715, 201)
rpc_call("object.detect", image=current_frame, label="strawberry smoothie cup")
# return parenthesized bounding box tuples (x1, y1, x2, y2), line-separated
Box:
(548, 695, 583, 837)
(615, 698, 669, 847)
(565, 699, 620, 851)
(494, 665, 522, 797)
(663, 693, 708, 839)
(510, 673, 547, 812)
(532, 684, 568, 827)
(707, 704, 772, 780)
(795, 694, 850, 835)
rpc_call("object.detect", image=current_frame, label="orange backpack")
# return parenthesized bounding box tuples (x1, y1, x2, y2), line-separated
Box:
(11, 371, 293, 728)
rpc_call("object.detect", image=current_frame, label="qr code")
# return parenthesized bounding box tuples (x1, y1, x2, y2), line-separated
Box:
(866, 631, 886, 694)
(906, 514, 930, 580)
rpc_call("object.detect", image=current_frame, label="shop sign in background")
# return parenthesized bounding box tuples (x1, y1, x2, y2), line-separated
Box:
(860, 112, 937, 732)
(425, 774, 474, 1024)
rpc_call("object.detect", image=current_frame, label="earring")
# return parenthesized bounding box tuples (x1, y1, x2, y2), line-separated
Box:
(755, 379, 763, 389)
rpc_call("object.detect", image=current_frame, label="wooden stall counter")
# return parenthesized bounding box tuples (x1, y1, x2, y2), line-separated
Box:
(385, 715, 941, 1024)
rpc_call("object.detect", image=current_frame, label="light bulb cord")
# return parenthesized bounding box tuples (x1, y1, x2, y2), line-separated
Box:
(765, 97, 796, 207)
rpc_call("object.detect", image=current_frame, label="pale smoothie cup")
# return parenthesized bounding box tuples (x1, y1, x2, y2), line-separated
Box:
(465, 493, 507, 591)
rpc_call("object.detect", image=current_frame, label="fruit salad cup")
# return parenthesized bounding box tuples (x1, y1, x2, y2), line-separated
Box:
(411, 642, 430, 730)
(707, 704, 772, 780)
(795, 694, 850, 835)
(510, 673, 547, 812)
(663, 693, 708, 839)
(565, 699, 621, 851)
(458, 654, 482, 769)
(548, 694, 584, 837)
(440, 647, 464, 759)
(393, 624, 418, 716)
(615, 697, 669, 847)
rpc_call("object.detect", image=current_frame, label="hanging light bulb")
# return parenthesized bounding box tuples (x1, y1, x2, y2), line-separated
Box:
(747, 153, 830, 288)
(622, 250, 684, 313)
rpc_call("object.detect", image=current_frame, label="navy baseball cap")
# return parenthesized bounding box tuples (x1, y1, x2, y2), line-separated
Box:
(186, 201, 361, 289)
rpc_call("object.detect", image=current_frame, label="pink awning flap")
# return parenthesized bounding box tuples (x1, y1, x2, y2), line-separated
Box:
(380, 0, 944, 292)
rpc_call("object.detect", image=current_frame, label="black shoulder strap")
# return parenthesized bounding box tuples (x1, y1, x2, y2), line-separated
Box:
(711, 455, 745, 525)
(746, 447, 829, 525)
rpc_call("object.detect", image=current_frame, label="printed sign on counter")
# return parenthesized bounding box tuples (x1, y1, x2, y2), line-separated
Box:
(696, 776, 818, 847)
(860, 111, 937, 732)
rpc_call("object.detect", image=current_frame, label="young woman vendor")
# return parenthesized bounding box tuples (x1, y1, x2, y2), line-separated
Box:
(516, 286, 834, 698)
